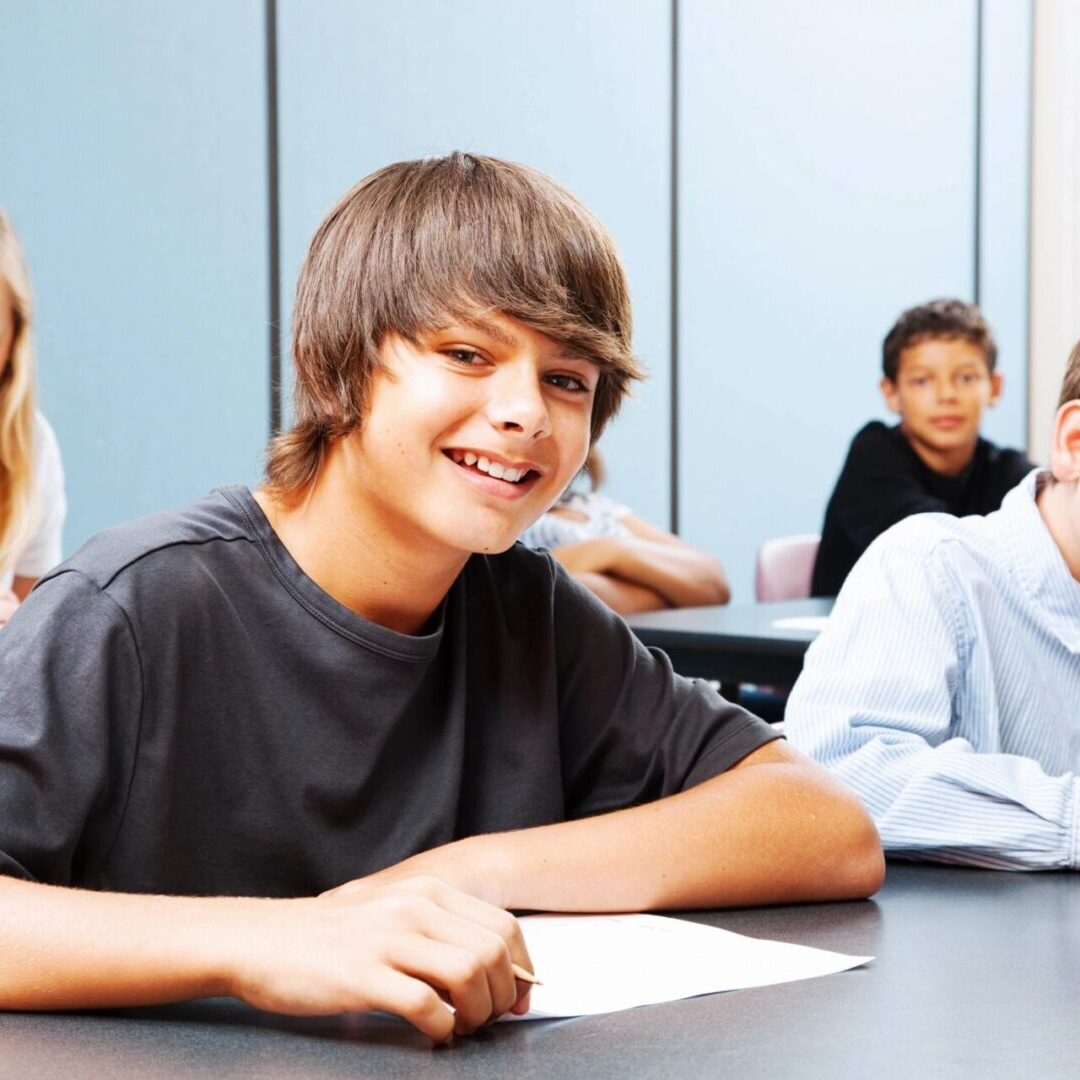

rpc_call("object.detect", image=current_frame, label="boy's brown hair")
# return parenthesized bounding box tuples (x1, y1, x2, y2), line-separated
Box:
(266, 152, 641, 496)
(1058, 339, 1080, 408)
(881, 299, 997, 383)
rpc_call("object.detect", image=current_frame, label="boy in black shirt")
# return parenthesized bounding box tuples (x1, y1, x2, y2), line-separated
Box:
(812, 299, 1032, 596)
(0, 154, 882, 1041)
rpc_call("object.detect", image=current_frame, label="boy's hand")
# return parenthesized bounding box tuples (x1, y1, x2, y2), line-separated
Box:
(325, 835, 504, 907)
(228, 875, 532, 1041)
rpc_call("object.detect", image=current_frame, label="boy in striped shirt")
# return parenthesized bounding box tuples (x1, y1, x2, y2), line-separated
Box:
(786, 343, 1080, 870)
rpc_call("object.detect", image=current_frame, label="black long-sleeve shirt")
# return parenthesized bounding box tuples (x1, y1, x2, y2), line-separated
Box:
(810, 421, 1033, 597)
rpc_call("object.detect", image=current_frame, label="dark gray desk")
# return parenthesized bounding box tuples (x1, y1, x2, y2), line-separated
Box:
(628, 598, 833, 688)
(4, 865, 1078, 1079)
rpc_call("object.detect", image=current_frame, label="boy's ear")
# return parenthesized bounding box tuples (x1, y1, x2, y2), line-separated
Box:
(988, 371, 1004, 407)
(879, 377, 901, 415)
(1049, 401, 1080, 483)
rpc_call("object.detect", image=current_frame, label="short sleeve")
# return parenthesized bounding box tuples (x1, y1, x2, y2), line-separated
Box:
(0, 569, 142, 884)
(548, 560, 778, 819)
(13, 413, 67, 578)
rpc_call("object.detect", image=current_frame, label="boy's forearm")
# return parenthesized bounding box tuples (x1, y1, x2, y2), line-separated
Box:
(0, 877, 247, 1010)
(607, 538, 729, 608)
(450, 743, 883, 913)
(573, 571, 667, 615)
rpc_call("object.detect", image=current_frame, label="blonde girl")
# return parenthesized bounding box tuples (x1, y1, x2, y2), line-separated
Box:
(0, 213, 65, 624)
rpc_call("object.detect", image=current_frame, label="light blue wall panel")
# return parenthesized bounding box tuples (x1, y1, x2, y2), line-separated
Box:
(978, 0, 1033, 454)
(0, 1, 268, 552)
(278, 0, 671, 525)
(679, 1, 980, 601)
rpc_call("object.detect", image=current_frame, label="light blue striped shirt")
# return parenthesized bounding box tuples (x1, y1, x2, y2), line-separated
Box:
(785, 469, 1080, 870)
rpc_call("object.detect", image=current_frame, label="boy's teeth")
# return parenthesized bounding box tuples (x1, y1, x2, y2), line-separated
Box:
(451, 450, 527, 483)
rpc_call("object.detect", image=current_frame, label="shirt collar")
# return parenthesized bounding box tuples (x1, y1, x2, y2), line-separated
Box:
(1001, 469, 1080, 651)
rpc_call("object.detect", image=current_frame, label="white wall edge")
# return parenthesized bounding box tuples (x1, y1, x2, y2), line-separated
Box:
(1029, 0, 1080, 462)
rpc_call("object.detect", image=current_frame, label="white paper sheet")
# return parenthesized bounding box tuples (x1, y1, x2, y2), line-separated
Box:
(770, 615, 830, 632)
(504, 913, 871, 1020)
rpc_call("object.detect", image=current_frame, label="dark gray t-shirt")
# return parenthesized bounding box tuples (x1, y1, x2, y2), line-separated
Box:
(0, 486, 776, 897)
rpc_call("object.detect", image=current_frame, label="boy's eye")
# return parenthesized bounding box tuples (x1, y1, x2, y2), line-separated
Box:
(545, 372, 589, 394)
(445, 348, 484, 366)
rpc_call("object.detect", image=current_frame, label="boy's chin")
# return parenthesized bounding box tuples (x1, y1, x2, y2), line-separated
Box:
(457, 528, 524, 557)
(473, 536, 521, 556)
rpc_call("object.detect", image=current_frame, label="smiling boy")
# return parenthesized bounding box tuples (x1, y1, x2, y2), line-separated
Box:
(0, 154, 881, 1041)
(811, 299, 1032, 597)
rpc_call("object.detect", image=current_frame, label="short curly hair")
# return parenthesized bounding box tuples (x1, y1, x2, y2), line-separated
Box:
(265, 153, 642, 497)
(882, 299, 997, 383)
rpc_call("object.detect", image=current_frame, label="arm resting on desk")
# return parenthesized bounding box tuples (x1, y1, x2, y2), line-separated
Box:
(786, 537, 1080, 870)
(0, 875, 532, 1041)
(573, 570, 668, 615)
(553, 522, 730, 611)
(348, 739, 885, 912)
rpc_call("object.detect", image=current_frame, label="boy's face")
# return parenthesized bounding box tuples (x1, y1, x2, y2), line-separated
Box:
(350, 312, 597, 561)
(880, 338, 1002, 462)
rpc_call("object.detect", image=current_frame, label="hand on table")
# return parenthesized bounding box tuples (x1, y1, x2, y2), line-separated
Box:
(230, 872, 533, 1042)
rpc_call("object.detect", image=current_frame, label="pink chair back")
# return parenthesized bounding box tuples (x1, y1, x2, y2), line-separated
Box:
(754, 534, 821, 602)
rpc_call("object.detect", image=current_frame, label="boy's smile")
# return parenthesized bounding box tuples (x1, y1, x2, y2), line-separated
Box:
(881, 338, 1002, 476)
(443, 447, 543, 494)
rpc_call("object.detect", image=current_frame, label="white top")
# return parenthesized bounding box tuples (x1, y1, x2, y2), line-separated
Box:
(519, 491, 633, 551)
(0, 411, 66, 592)
(784, 469, 1080, 871)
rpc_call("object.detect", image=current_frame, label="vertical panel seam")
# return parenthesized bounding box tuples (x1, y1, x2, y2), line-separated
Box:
(974, 0, 983, 304)
(670, 0, 680, 534)
(265, 0, 282, 437)
(1022, 0, 1035, 452)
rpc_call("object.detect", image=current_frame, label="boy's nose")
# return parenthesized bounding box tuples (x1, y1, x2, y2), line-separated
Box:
(487, 369, 552, 440)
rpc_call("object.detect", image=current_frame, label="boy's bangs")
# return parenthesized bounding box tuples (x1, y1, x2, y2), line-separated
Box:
(340, 154, 632, 383)
(371, 199, 633, 380)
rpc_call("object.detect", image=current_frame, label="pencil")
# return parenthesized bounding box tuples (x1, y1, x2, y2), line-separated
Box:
(512, 963, 542, 986)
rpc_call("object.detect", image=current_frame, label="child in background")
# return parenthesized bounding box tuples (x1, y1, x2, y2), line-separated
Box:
(811, 299, 1031, 596)
(0, 213, 66, 624)
(0, 154, 881, 1041)
(787, 339, 1080, 870)
(520, 448, 729, 614)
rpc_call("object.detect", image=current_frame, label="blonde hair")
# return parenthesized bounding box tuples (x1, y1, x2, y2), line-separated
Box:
(266, 153, 641, 497)
(0, 212, 39, 575)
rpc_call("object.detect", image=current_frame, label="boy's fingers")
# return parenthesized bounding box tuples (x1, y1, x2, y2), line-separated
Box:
(392, 937, 496, 1035)
(413, 879, 534, 976)
(410, 888, 532, 1018)
(373, 970, 455, 1043)
(408, 905, 518, 1022)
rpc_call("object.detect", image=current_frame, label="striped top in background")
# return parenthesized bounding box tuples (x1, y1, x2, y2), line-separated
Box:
(518, 491, 632, 552)
(784, 468, 1080, 870)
